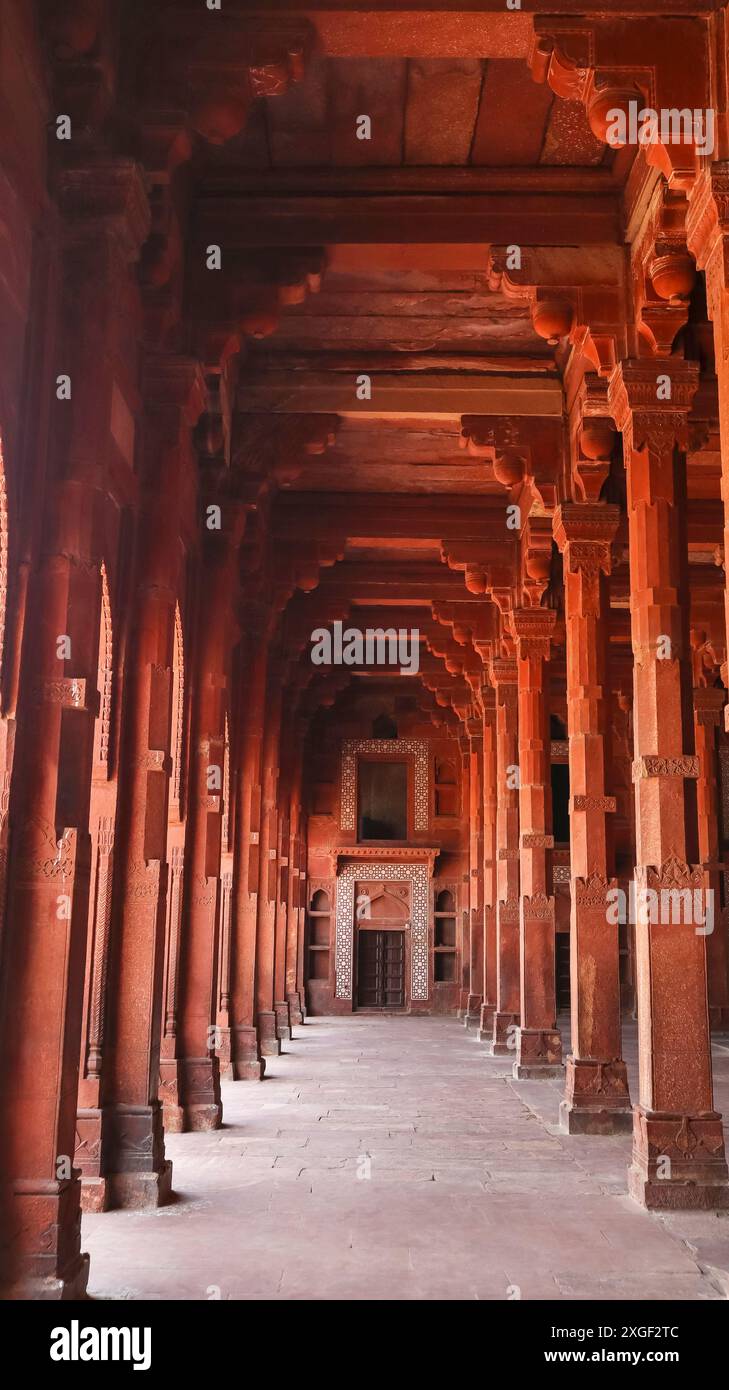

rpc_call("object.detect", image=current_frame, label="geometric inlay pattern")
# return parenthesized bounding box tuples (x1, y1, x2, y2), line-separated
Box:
(340, 739, 429, 832)
(335, 861, 430, 1001)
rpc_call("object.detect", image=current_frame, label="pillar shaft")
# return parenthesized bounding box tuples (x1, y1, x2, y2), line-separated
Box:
(0, 165, 149, 1289)
(479, 689, 498, 1040)
(99, 359, 206, 1209)
(0, 483, 100, 1294)
(554, 503, 631, 1131)
(254, 669, 284, 1056)
(226, 618, 269, 1079)
(464, 727, 484, 1028)
(171, 527, 241, 1130)
(693, 686, 729, 1027)
(487, 657, 520, 1054)
(609, 358, 729, 1209)
(511, 608, 562, 1079)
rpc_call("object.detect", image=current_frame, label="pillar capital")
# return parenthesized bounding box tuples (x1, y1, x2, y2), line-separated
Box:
(58, 158, 151, 264)
(553, 502, 620, 559)
(489, 656, 518, 689)
(143, 356, 208, 430)
(687, 162, 729, 319)
(509, 606, 556, 662)
(607, 359, 700, 457)
(693, 686, 726, 727)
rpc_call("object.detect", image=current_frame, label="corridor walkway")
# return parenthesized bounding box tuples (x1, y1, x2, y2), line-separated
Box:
(84, 1017, 729, 1301)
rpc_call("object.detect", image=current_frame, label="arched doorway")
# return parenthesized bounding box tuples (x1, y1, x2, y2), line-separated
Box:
(355, 884, 409, 1009)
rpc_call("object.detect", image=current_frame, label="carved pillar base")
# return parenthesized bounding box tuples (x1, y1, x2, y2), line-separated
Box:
(628, 1107, 729, 1210)
(274, 999, 292, 1040)
(287, 990, 304, 1025)
(559, 1057, 632, 1134)
(226, 1025, 265, 1080)
(177, 1057, 223, 1132)
(75, 1108, 109, 1212)
(478, 1001, 495, 1041)
(512, 1027, 563, 1080)
(0, 1179, 89, 1300)
(464, 993, 482, 1029)
(486, 1010, 518, 1056)
(258, 1010, 282, 1057)
(103, 1103, 173, 1210)
(159, 1058, 184, 1133)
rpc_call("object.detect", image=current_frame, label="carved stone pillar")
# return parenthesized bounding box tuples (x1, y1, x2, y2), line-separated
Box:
(0, 484, 100, 1295)
(554, 503, 631, 1132)
(693, 686, 729, 1027)
(285, 733, 305, 1025)
(159, 845, 185, 1127)
(510, 608, 562, 1079)
(479, 688, 498, 1040)
(464, 722, 484, 1028)
(99, 358, 206, 1209)
(273, 788, 292, 1042)
(255, 663, 284, 1056)
(687, 166, 729, 724)
(225, 614, 270, 1080)
(294, 829, 308, 1017)
(608, 358, 729, 1209)
(485, 657, 520, 1055)
(173, 525, 242, 1130)
(0, 161, 149, 1293)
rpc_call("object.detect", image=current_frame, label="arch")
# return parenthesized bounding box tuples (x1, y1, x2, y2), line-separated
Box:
(435, 889, 455, 913)
(362, 887, 409, 922)
(310, 888, 330, 913)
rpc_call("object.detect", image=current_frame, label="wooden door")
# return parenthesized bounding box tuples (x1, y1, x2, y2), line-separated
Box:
(357, 930, 405, 1008)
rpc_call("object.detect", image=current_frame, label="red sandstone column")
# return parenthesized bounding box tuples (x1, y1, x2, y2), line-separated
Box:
(173, 519, 242, 1130)
(285, 734, 305, 1024)
(693, 685, 729, 1027)
(479, 686, 498, 1041)
(553, 503, 632, 1132)
(0, 477, 101, 1296)
(273, 780, 292, 1042)
(0, 163, 149, 1291)
(510, 608, 562, 1079)
(464, 721, 484, 1028)
(294, 824, 308, 1015)
(224, 610, 270, 1078)
(100, 359, 206, 1208)
(486, 656, 520, 1054)
(457, 740, 470, 1016)
(255, 664, 284, 1055)
(609, 358, 729, 1209)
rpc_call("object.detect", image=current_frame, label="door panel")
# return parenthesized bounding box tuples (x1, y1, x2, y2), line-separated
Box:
(357, 930, 405, 1008)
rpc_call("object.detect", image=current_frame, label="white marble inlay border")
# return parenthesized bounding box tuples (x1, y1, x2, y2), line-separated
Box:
(335, 861, 430, 1001)
(340, 739, 429, 832)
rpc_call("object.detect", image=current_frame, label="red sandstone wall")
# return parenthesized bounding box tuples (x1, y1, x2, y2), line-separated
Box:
(303, 690, 469, 1014)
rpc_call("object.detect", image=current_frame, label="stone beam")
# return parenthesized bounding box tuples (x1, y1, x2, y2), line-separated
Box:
(237, 373, 563, 418)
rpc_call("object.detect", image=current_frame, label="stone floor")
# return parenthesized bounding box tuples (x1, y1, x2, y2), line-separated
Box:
(84, 1015, 729, 1301)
